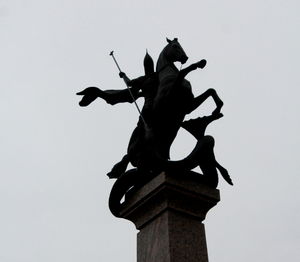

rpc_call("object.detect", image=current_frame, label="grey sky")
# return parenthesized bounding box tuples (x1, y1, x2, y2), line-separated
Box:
(1, 0, 299, 261)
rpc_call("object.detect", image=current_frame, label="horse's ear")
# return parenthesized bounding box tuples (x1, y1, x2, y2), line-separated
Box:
(166, 37, 171, 43)
(174, 38, 178, 42)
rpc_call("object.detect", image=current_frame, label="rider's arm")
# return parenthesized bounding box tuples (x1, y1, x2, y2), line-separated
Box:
(117, 73, 146, 102)
(119, 72, 131, 86)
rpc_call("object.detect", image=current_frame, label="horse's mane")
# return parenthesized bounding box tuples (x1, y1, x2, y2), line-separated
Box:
(156, 45, 169, 72)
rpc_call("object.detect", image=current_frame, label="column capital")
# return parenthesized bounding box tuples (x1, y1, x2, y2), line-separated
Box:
(119, 171, 220, 229)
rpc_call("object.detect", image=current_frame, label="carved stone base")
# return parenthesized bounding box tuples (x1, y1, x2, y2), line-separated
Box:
(119, 172, 220, 262)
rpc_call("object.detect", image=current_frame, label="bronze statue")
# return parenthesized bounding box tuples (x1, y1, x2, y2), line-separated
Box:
(77, 38, 233, 217)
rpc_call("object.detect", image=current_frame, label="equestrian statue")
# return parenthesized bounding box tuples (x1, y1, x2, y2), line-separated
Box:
(77, 38, 233, 217)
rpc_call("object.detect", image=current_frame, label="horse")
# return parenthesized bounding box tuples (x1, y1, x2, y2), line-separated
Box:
(108, 38, 232, 217)
(150, 38, 223, 166)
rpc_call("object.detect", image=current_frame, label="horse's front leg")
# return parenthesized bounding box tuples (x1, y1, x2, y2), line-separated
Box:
(187, 88, 223, 114)
(186, 88, 213, 113)
(210, 89, 224, 115)
(179, 59, 207, 79)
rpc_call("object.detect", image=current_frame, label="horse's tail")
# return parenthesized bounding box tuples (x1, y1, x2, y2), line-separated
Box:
(108, 169, 140, 217)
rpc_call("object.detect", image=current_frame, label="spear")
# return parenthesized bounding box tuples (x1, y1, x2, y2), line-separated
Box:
(109, 51, 147, 127)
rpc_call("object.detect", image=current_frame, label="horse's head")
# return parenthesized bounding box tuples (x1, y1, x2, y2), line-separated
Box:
(165, 38, 188, 64)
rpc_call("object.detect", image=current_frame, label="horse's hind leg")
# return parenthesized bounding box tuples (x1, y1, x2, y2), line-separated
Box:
(197, 135, 219, 188)
(197, 136, 233, 187)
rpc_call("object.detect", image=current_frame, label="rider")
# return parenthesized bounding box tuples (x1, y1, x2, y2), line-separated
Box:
(106, 51, 159, 178)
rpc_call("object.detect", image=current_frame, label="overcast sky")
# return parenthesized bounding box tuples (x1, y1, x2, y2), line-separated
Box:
(1, 0, 300, 261)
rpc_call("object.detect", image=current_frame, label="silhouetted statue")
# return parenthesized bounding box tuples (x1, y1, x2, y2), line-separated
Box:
(77, 38, 233, 217)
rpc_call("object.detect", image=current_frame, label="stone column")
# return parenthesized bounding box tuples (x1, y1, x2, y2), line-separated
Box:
(119, 172, 220, 262)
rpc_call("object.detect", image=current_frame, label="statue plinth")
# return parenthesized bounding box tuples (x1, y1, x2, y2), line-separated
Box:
(119, 172, 220, 262)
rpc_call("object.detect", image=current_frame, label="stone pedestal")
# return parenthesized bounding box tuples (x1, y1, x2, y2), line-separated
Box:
(119, 172, 220, 262)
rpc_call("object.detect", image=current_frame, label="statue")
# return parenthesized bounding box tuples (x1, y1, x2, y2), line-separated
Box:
(77, 38, 233, 217)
